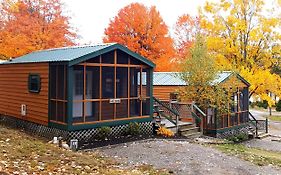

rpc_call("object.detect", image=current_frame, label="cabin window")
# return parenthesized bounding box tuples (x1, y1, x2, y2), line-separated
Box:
(170, 92, 179, 102)
(28, 74, 41, 93)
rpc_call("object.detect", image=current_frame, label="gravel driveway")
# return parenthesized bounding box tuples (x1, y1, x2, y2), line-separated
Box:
(250, 109, 281, 136)
(243, 137, 281, 152)
(99, 139, 281, 175)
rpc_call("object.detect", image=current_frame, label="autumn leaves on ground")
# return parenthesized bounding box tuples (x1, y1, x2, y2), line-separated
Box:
(0, 125, 166, 175)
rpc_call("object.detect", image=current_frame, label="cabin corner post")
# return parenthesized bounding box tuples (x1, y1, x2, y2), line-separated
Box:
(67, 66, 74, 130)
(245, 87, 250, 122)
(149, 68, 154, 118)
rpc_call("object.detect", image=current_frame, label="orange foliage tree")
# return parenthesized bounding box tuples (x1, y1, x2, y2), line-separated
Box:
(0, 0, 76, 59)
(103, 3, 175, 71)
(173, 14, 200, 68)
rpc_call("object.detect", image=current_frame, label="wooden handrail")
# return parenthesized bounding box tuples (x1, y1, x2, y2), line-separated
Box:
(153, 97, 180, 133)
(153, 97, 180, 116)
(193, 103, 206, 117)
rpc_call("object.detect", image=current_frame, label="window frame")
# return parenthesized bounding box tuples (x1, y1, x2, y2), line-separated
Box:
(28, 73, 41, 93)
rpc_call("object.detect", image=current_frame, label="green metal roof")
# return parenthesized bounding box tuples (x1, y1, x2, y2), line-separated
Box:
(0, 43, 155, 68)
(153, 71, 250, 86)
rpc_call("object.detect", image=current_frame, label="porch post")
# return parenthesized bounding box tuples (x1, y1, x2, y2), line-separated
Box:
(67, 66, 74, 130)
(149, 68, 154, 118)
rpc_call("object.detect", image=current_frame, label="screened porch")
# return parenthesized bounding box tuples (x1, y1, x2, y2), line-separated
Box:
(49, 49, 153, 130)
(203, 87, 249, 132)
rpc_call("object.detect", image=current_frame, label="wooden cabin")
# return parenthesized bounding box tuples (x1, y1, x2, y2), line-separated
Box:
(153, 72, 250, 136)
(0, 43, 154, 131)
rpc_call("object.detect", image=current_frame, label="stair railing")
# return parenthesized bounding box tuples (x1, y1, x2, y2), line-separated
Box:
(249, 112, 258, 136)
(191, 102, 206, 134)
(153, 97, 180, 133)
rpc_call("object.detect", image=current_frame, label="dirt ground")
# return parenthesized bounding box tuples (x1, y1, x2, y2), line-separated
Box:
(98, 139, 281, 175)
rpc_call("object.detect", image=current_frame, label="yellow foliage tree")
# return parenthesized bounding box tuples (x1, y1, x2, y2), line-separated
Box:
(200, 0, 281, 106)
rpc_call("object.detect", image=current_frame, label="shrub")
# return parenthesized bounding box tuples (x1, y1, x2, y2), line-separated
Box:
(156, 127, 174, 137)
(227, 133, 248, 143)
(276, 100, 281, 112)
(127, 122, 140, 136)
(97, 126, 112, 139)
(256, 100, 268, 109)
(249, 102, 255, 108)
(236, 133, 248, 141)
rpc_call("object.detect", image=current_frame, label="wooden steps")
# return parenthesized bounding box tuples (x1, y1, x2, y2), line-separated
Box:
(161, 119, 201, 138)
(153, 99, 201, 138)
(179, 126, 201, 137)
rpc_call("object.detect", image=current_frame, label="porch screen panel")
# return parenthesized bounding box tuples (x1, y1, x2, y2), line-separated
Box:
(72, 102, 83, 123)
(130, 56, 142, 65)
(240, 88, 249, 123)
(102, 67, 114, 98)
(116, 100, 128, 118)
(130, 67, 140, 97)
(141, 68, 151, 115)
(50, 100, 56, 121)
(130, 99, 141, 117)
(86, 56, 100, 63)
(101, 51, 114, 64)
(49, 65, 67, 123)
(116, 67, 128, 98)
(141, 69, 148, 97)
(85, 102, 99, 122)
(49, 66, 57, 121)
(142, 99, 150, 115)
(86, 67, 100, 99)
(50, 66, 57, 99)
(85, 67, 100, 122)
(73, 66, 84, 122)
(101, 101, 114, 120)
(57, 66, 65, 100)
(57, 101, 66, 122)
(117, 50, 128, 64)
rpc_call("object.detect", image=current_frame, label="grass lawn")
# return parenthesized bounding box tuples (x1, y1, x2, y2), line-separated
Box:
(268, 115, 281, 122)
(214, 143, 281, 167)
(0, 124, 167, 175)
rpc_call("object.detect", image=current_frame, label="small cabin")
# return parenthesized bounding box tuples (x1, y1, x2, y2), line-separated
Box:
(0, 43, 154, 131)
(153, 72, 250, 136)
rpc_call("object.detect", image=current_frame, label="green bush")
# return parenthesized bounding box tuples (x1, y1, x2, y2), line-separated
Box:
(127, 122, 140, 136)
(256, 100, 268, 109)
(236, 133, 248, 141)
(97, 126, 112, 139)
(276, 100, 281, 112)
(227, 133, 248, 143)
(249, 102, 255, 108)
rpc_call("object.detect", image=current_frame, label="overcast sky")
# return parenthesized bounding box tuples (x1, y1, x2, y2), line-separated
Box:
(62, 0, 214, 44)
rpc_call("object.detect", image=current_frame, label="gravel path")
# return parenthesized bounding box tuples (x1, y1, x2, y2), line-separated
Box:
(250, 109, 281, 136)
(243, 137, 281, 152)
(99, 139, 281, 175)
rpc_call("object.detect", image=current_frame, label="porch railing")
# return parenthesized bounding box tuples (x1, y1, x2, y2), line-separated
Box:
(191, 103, 206, 134)
(249, 112, 268, 136)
